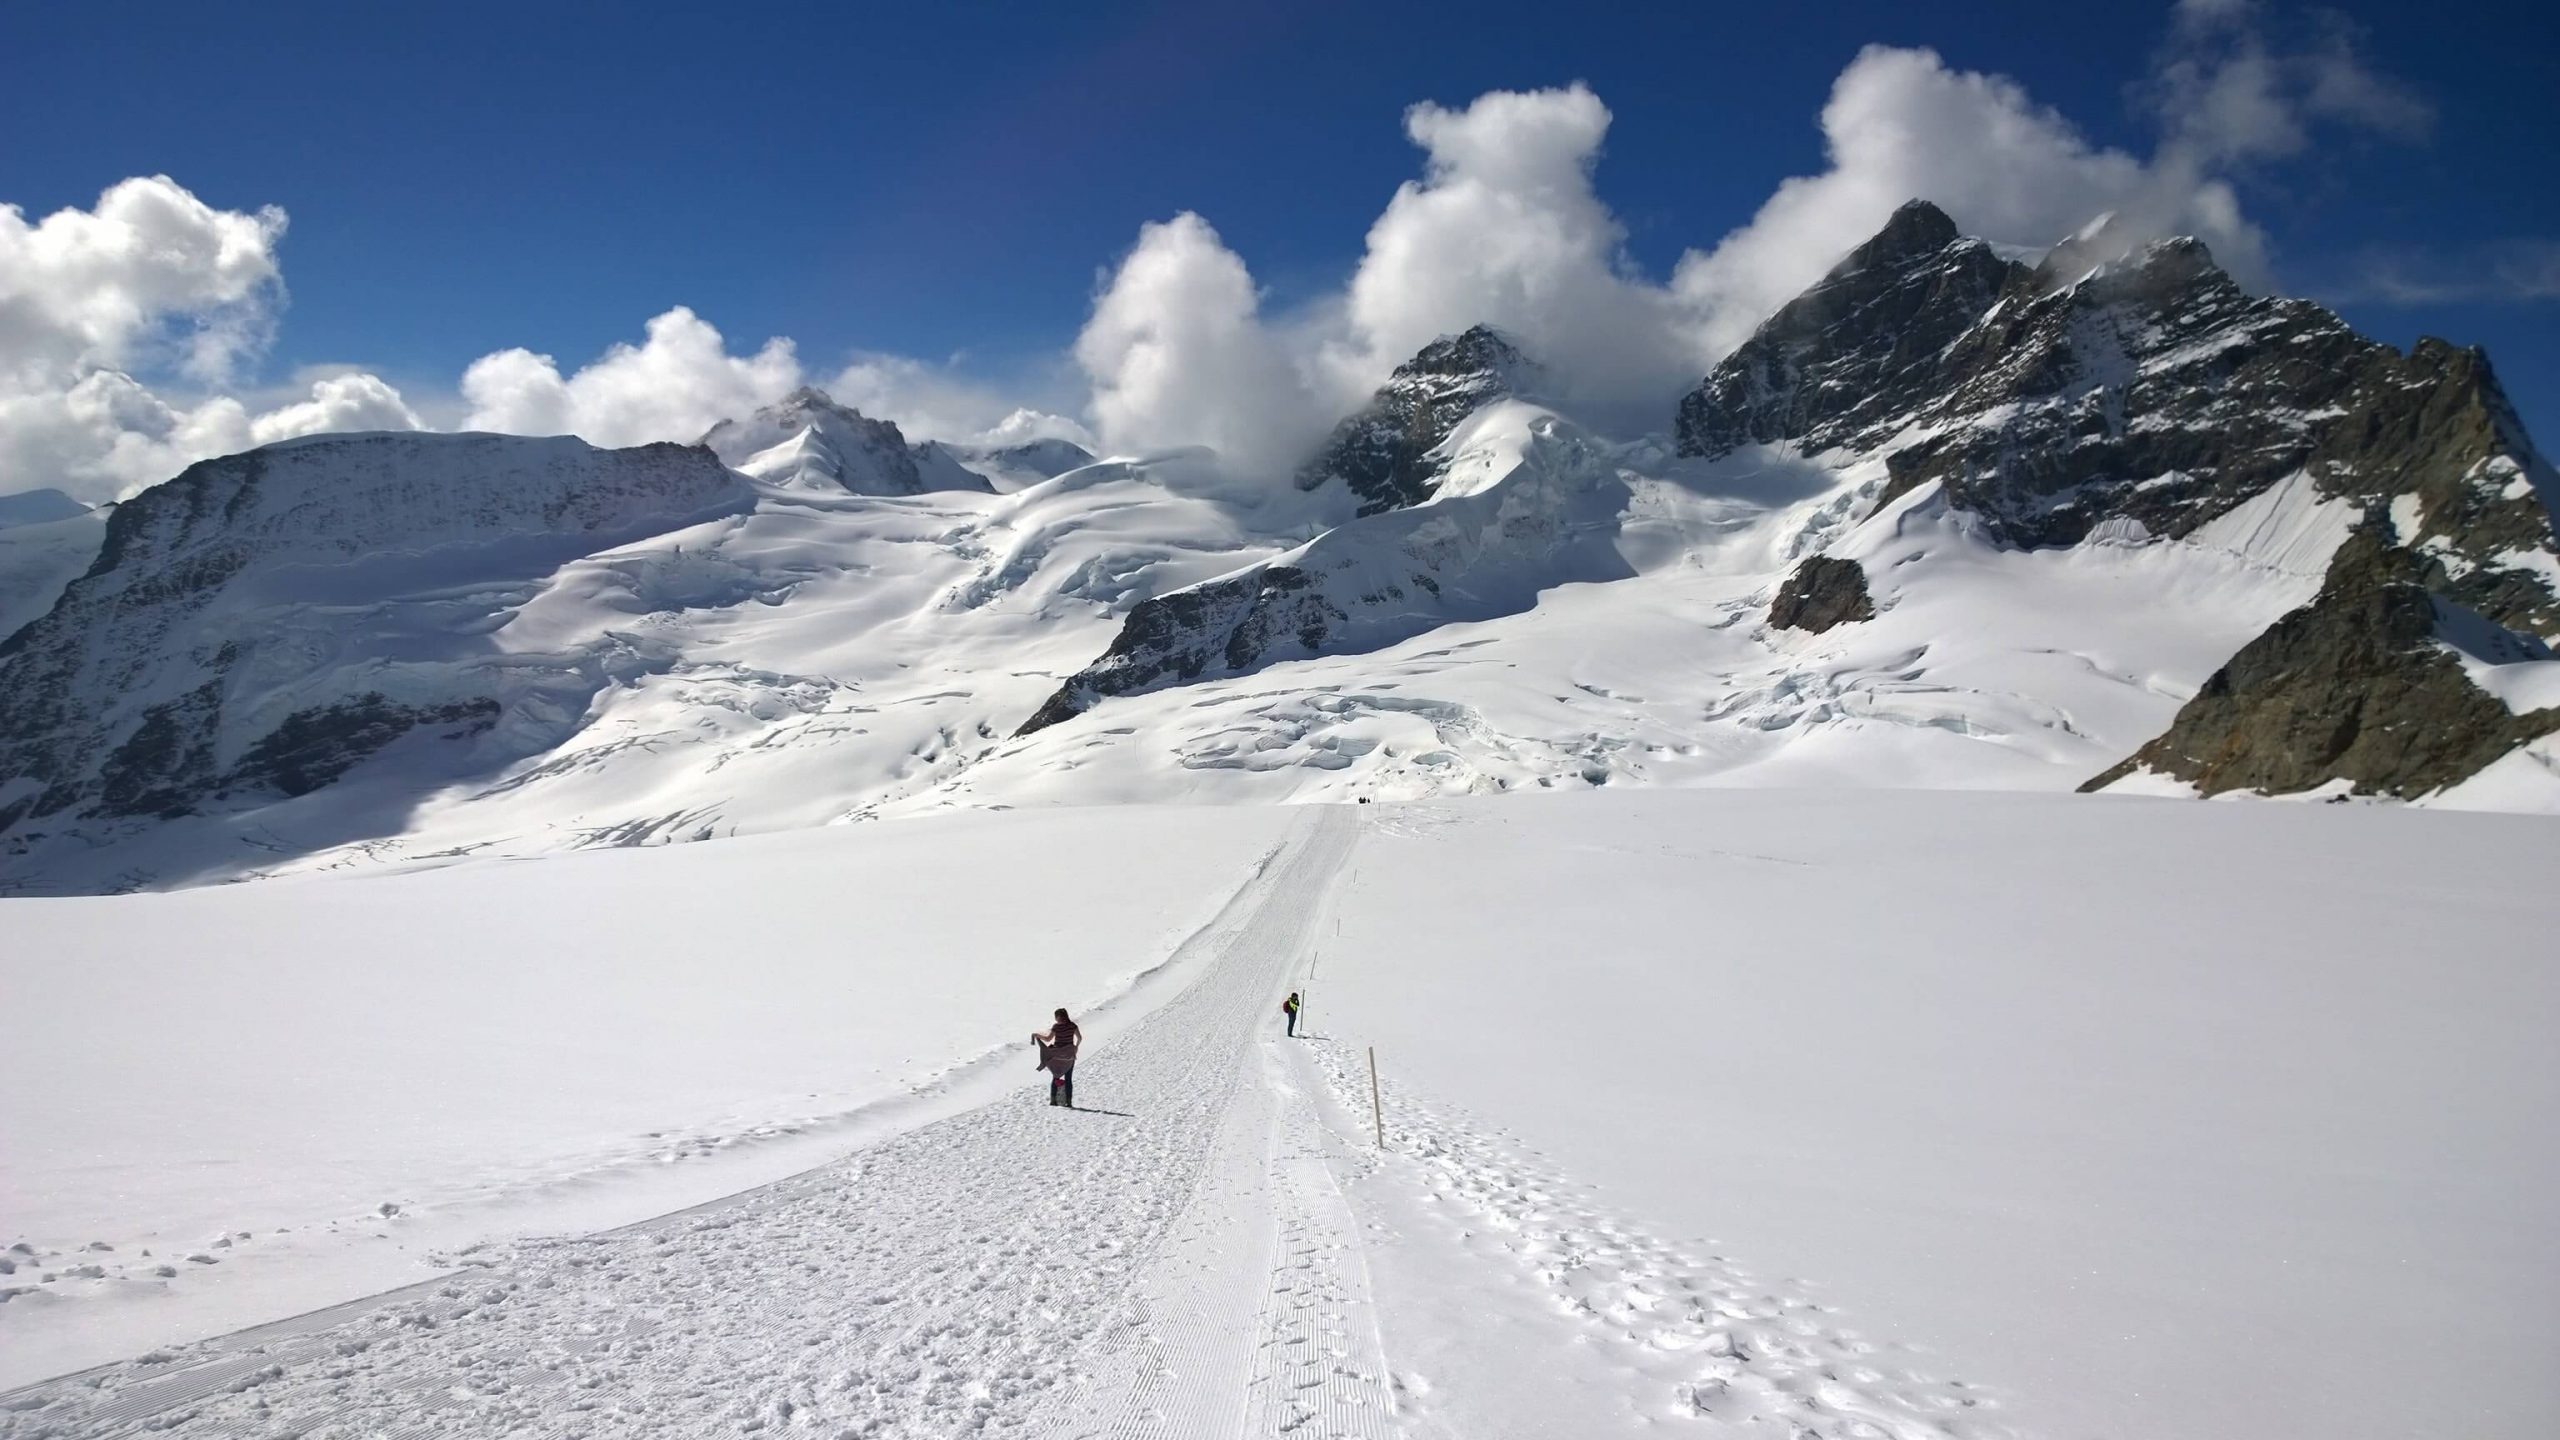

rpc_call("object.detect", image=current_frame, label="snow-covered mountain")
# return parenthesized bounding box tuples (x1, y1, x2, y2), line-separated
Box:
(701, 387, 985, 496)
(0, 487, 92, 530)
(1295, 323, 1545, 515)
(3, 202, 2557, 893)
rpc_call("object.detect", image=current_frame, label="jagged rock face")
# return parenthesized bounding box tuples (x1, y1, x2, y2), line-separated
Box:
(1298, 325, 1541, 516)
(1022, 410, 1634, 736)
(1676, 203, 2560, 637)
(0, 433, 748, 829)
(2083, 531, 2560, 799)
(1018, 566, 1336, 735)
(1678, 201, 2026, 461)
(1768, 556, 1874, 633)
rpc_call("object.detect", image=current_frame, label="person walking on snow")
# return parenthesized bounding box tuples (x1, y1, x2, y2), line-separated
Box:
(1282, 991, 1301, 1038)
(1034, 1008, 1081, 1107)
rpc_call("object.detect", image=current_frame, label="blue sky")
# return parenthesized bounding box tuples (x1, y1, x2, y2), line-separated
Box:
(4, 0, 2555, 493)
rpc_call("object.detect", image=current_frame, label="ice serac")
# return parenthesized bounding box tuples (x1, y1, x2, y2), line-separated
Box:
(0, 432, 750, 833)
(1297, 324, 1543, 516)
(2084, 528, 2560, 798)
(700, 387, 991, 496)
(1677, 201, 2560, 637)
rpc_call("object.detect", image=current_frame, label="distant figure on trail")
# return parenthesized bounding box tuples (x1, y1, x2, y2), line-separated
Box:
(1282, 991, 1301, 1038)
(1034, 1008, 1081, 1108)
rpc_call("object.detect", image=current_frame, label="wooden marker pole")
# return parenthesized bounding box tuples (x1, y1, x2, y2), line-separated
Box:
(1368, 1046, 1384, 1148)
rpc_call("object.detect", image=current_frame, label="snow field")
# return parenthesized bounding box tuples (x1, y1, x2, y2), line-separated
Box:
(1312, 789, 2560, 1440)
(1295, 1038, 2005, 1439)
(0, 807, 1371, 1437)
(0, 803, 1296, 1387)
(4, 789, 2552, 1437)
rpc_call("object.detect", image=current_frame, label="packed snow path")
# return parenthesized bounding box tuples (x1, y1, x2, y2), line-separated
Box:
(0, 807, 1391, 1440)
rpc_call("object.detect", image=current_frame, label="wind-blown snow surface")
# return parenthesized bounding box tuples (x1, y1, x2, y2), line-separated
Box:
(3, 793, 2552, 1438)
(1319, 791, 2560, 1440)
(0, 804, 1294, 1387)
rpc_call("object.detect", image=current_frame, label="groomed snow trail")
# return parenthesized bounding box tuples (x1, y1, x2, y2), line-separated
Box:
(0, 807, 1386, 1440)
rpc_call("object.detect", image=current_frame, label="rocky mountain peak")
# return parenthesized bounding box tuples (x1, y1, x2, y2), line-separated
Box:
(2043, 233, 2234, 307)
(1676, 201, 2560, 638)
(1296, 326, 1546, 517)
(1399, 324, 1535, 384)
(1841, 199, 1962, 272)
(1676, 199, 2026, 461)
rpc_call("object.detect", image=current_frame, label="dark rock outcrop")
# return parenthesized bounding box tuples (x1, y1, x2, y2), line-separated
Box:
(2082, 530, 2560, 798)
(1018, 566, 1340, 735)
(1678, 201, 2026, 461)
(1677, 203, 2560, 637)
(1768, 556, 1875, 633)
(1298, 325, 1540, 516)
(229, 694, 502, 800)
(1022, 413, 1634, 736)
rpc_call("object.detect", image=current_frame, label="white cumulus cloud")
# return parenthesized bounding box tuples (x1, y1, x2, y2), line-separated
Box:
(1075, 11, 2430, 464)
(460, 306, 800, 447)
(1668, 45, 2274, 358)
(0, 175, 285, 389)
(0, 178, 421, 503)
(3, 7, 2436, 506)
(1074, 212, 1330, 474)
(823, 353, 1094, 451)
(1329, 84, 1705, 434)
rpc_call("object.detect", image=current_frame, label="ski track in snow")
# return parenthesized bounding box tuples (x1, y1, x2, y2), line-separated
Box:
(0, 808, 1382, 1440)
(1296, 1041, 2015, 1440)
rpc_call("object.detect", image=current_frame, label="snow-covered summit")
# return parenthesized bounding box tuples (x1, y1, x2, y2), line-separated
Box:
(700, 387, 990, 496)
(1677, 201, 2560, 635)
(0, 487, 91, 531)
(0, 432, 749, 835)
(914, 435, 1097, 494)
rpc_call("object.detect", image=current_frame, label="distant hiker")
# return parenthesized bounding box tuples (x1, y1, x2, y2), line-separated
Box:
(1034, 1008, 1081, 1108)
(1282, 991, 1301, 1038)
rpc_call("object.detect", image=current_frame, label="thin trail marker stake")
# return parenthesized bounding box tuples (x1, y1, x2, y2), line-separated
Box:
(1368, 1046, 1384, 1149)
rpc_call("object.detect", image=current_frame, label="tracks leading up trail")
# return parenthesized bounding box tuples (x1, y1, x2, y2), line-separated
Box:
(0, 805, 1392, 1440)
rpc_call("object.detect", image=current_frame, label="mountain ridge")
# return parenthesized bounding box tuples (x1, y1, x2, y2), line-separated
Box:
(3, 202, 2556, 893)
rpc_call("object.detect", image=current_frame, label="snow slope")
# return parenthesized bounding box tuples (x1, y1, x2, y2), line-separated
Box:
(0, 803, 1294, 1386)
(1315, 791, 2560, 1440)
(3, 792, 2551, 1438)
(0, 443, 1304, 893)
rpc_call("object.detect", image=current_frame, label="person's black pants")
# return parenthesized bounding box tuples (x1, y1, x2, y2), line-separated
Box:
(1287, 1012, 1297, 1036)
(1050, 1069, 1074, 1107)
